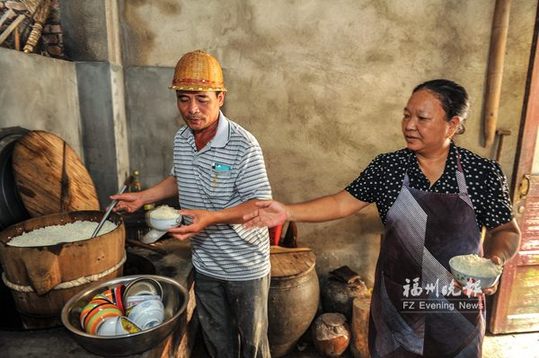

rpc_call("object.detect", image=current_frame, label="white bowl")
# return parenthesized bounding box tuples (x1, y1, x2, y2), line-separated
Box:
(96, 316, 119, 336)
(97, 316, 142, 336)
(146, 212, 182, 231)
(449, 255, 502, 290)
(125, 294, 162, 311)
(128, 299, 165, 330)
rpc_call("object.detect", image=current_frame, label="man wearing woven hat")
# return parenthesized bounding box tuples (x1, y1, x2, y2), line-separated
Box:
(112, 50, 272, 357)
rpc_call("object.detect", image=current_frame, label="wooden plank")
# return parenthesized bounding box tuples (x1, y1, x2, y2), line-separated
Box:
(12, 131, 100, 216)
(270, 250, 315, 278)
(502, 266, 539, 331)
(270, 246, 312, 254)
(0, 14, 25, 45)
(490, 6, 539, 332)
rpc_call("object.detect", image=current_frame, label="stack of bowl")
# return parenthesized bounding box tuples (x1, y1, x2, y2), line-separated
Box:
(62, 275, 188, 356)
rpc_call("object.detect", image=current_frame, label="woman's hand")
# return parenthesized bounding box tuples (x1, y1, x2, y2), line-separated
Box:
(168, 209, 212, 240)
(111, 192, 144, 213)
(453, 255, 503, 298)
(242, 200, 288, 229)
(481, 255, 503, 296)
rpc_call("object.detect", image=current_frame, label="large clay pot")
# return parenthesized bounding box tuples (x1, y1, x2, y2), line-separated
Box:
(268, 247, 320, 357)
(0, 211, 125, 329)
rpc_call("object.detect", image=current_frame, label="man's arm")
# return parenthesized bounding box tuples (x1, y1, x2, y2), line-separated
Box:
(112, 176, 178, 213)
(169, 199, 261, 240)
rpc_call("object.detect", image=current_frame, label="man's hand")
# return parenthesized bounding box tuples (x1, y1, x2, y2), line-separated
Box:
(111, 192, 145, 213)
(168, 209, 213, 240)
(242, 200, 288, 229)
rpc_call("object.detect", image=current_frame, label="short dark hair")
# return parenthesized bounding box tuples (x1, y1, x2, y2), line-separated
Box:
(413, 79, 469, 134)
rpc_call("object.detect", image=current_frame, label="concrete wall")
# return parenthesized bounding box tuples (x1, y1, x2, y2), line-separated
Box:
(59, 0, 108, 61)
(59, 0, 130, 205)
(1, 1, 537, 285)
(0, 47, 82, 155)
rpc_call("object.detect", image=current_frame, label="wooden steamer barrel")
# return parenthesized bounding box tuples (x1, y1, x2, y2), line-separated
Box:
(0, 211, 125, 329)
(268, 247, 320, 357)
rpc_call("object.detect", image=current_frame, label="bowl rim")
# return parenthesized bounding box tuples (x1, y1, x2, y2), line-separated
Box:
(61, 274, 188, 340)
(448, 255, 502, 280)
(123, 277, 163, 301)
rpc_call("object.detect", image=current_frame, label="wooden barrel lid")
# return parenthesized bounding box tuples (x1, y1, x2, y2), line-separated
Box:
(12, 131, 100, 217)
(270, 246, 316, 278)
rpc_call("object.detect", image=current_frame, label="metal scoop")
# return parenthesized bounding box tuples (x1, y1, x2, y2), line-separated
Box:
(91, 175, 134, 238)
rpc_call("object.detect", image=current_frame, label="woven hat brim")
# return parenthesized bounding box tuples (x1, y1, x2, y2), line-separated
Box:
(169, 85, 227, 92)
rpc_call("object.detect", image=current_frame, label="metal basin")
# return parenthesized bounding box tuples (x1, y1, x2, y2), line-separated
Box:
(61, 275, 188, 356)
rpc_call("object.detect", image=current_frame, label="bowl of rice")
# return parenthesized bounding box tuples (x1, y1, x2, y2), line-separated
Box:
(449, 254, 503, 290)
(145, 205, 182, 231)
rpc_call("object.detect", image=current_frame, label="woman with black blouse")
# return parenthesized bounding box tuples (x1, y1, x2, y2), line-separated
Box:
(244, 79, 520, 357)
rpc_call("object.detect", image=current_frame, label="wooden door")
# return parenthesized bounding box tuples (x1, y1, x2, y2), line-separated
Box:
(489, 13, 539, 333)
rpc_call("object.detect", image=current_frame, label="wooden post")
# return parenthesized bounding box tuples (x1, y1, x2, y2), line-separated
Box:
(351, 297, 371, 358)
(482, 0, 512, 147)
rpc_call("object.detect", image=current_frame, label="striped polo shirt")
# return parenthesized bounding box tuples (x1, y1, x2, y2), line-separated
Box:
(170, 112, 272, 281)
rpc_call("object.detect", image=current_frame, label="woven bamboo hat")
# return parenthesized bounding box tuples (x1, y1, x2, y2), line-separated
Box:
(169, 50, 227, 92)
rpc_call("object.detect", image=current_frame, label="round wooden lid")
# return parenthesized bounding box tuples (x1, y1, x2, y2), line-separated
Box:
(270, 246, 316, 278)
(12, 131, 100, 217)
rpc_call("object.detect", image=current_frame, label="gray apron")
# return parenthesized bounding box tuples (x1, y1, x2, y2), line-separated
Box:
(369, 154, 485, 357)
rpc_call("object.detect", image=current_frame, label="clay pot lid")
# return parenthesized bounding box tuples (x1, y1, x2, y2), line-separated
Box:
(12, 130, 100, 217)
(319, 312, 347, 327)
(270, 246, 316, 278)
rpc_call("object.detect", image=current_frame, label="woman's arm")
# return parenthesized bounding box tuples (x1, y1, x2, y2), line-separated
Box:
(483, 218, 521, 265)
(479, 219, 521, 295)
(243, 190, 370, 228)
(286, 190, 370, 222)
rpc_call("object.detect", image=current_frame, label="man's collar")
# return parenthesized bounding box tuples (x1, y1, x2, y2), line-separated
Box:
(210, 111, 230, 148)
(179, 111, 230, 148)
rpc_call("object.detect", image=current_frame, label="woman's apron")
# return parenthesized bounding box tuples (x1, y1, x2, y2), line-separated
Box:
(369, 155, 485, 357)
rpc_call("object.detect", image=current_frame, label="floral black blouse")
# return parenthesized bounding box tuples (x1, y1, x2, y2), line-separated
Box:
(345, 142, 513, 229)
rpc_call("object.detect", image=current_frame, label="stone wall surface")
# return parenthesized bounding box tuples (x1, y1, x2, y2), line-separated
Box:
(118, 0, 538, 283)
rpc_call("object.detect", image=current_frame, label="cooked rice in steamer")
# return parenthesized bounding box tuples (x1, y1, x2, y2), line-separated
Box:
(7, 221, 117, 247)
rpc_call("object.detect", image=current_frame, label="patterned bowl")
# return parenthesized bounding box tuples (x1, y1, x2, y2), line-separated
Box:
(80, 297, 113, 329)
(83, 302, 123, 335)
(449, 255, 502, 290)
(100, 284, 126, 314)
